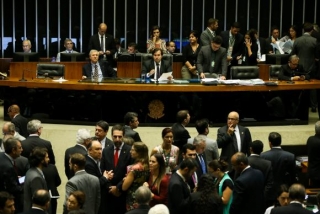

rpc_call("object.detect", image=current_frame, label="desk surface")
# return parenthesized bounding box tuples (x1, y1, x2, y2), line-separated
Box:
(1, 78, 320, 92)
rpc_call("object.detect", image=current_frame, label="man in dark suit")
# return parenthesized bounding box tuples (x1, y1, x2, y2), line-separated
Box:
(192, 136, 207, 177)
(82, 49, 116, 79)
(24, 147, 49, 211)
(22, 189, 51, 214)
(261, 132, 297, 203)
(248, 140, 274, 207)
(87, 23, 116, 62)
(197, 36, 228, 79)
(278, 55, 310, 81)
(100, 124, 133, 214)
(168, 158, 198, 214)
(220, 22, 243, 67)
(306, 121, 320, 187)
(229, 152, 265, 214)
(200, 18, 219, 46)
(125, 186, 151, 214)
(217, 111, 252, 169)
(7, 104, 28, 138)
(21, 119, 55, 164)
(171, 110, 191, 152)
(123, 112, 142, 142)
(253, 30, 268, 61)
(64, 129, 91, 179)
(265, 26, 280, 54)
(0, 191, 15, 214)
(94, 120, 113, 149)
(85, 140, 113, 214)
(0, 137, 23, 213)
(271, 183, 313, 214)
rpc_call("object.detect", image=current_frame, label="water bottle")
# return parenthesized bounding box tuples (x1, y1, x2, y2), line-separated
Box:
(51, 57, 56, 62)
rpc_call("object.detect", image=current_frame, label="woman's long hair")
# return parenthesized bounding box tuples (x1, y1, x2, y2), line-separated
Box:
(133, 142, 149, 170)
(150, 153, 166, 193)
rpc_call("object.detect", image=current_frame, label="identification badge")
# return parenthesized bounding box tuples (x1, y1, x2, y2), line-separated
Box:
(242, 56, 246, 62)
(227, 46, 233, 56)
(211, 61, 215, 67)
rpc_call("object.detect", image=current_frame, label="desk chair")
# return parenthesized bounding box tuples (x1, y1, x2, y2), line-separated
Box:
(269, 65, 282, 80)
(36, 64, 65, 79)
(230, 66, 259, 79)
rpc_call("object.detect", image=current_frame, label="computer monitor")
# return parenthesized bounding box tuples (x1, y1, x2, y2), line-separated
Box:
(12, 52, 40, 62)
(266, 54, 290, 65)
(60, 52, 86, 62)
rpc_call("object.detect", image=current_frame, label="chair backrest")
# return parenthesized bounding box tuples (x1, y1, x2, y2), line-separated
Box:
(36, 64, 65, 78)
(269, 65, 282, 80)
(230, 66, 259, 79)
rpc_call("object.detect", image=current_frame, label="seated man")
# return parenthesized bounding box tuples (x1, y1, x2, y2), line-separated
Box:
(56, 38, 78, 62)
(278, 54, 310, 81)
(166, 41, 176, 54)
(196, 36, 227, 79)
(126, 42, 139, 54)
(82, 49, 116, 79)
(22, 40, 32, 53)
(141, 48, 172, 80)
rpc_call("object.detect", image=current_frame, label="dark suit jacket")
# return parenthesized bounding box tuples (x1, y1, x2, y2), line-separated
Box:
(270, 203, 313, 214)
(171, 123, 191, 150)
(230, 167, 265, 214)
(278, 64, 310, 81)
(141, 59, 172, 78)
(82, 60, 116, 78)
(42, 164, 61, 197)
(125, 204, 150, 214)
(258, 37, 268, 55)
(248, 155, 273, 201)
(168, 172, 190, 214)
(196, 45, 228, 76)
(87, 33, 116, 60)
(64, 144, 87, 179)
(307, 134, 320, 181)
(21, 135, 55, 164)
(220, 30, 244, 66)
(11, 114, 29, 138)
(124, 126, 141, 142)
(195, 153, 207, 178)
(15, 155, 29, 176)
(22, 208, 47, 214)
(217, 125, 252, 166)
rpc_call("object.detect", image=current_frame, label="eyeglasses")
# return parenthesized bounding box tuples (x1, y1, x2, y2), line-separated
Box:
(290, 62, 299, 66)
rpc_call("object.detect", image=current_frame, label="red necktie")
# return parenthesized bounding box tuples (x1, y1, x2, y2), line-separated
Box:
(114, 147, 119, 167)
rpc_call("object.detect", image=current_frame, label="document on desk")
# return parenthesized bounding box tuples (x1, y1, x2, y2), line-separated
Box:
(158, 72, 173, 81)
(201, 78, 218, 82)
(219, 80, 240, 85)
(52, 77, 68, 82)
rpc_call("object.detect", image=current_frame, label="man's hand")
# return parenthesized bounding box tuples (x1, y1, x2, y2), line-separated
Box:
(103, 170, 114, 180)
(227, 56, 232, 62)
(227, 125, 235, 135)
(82, 76, 87, 79)
(99, 51, 104, 55)
(220, 75, 226, 80)
(200, 73, 205, 79)
(149, 69, 155, 76)
(105, 50, 111, 55)
(109, 186, 121, 197)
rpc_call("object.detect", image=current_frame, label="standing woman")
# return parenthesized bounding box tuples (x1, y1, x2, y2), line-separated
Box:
(147, 25, 167, 53)
(208, 160, 234, 214)
(240, 29, 258, 66)
(122, 142, 150, 211)
(150, 128, 179, 175)
(143, 153, 170, 207)
(181, 30, 202, 79)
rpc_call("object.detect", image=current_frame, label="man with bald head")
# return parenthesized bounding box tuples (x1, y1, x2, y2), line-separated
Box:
(87, 23, 116, 63)
(2, 122, 25, 143)
(217, 111, 252, 168)
(7, 105, 28, 138)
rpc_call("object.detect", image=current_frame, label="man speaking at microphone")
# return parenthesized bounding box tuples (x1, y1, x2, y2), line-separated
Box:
(217, 111, 252, 170)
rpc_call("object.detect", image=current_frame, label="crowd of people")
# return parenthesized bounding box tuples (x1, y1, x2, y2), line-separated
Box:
(0, 105, 320, 214)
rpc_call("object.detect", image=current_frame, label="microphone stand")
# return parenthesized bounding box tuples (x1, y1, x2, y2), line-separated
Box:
(19, 69, 27, 82)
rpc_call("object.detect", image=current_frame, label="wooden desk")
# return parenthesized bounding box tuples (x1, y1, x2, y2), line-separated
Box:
(306, 188, 320, 195)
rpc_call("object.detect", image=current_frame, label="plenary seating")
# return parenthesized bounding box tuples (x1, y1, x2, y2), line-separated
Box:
(269, 65, 282, 80)
(231, 66, 259, 79)
(36, 63, 65, 79)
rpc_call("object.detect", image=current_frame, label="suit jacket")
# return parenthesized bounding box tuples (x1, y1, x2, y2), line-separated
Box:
(172, 123, 191, 150)
(187, 134, 219, 163)
(124, 126, 142, 142)
(217, 125, 252, 166)
(21, 135, 55, 164)
(22, 208, 47, 214)
(278, 64, 310, 81)
(196, 45, 228, 76)
(307, 134, 320, 181)
(64, 144, 87, 179)
(195, 153, 208, 178)
(42, 164, 61, 197)
(248, 155, 273, 201)
(125, 204, 150, 214)
(11, 114, 29, 138)
(56, 50, 79, 62)
(141, 59, 172, 78)
(230, 167, 265, 214)
(82, 60, 116, 78)
(15, 155, 29, 176)
(24, 167, 47, 211)
(65, 170, 100, 214)
(168, 172, 191, 214)
(220, 30, 244, 66)
(200, 28, 216, 46)
(87, 33, 116, 61)
(270, 203, 313, 214)
(258, 37, 268, 55)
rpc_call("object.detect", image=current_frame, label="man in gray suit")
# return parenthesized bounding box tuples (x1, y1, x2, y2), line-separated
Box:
(64, 153, 100, 214)
(56, 38, 78, 62)
(200, 18, 219, 46)
(197, 36, 228, 79)
(24, 147, 49, 212)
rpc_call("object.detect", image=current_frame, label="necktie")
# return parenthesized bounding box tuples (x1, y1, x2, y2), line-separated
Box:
(233, 131, 239, 152)
(93, 64, 99, 78)
(13, 160, 18, 175)
(100, 35, 104, 52)
(114, 147, 119, 167)
(156, 63, 160, 80)
(199, 154, 206, 174)
(212, 31, 215, 37)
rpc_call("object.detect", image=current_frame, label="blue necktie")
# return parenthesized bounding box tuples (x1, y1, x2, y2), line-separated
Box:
(199, 154, 206, 174)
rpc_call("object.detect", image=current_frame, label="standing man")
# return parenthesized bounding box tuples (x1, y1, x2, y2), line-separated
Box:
(22, 189, 51, 214)
(7, 104, 28, 138)
(217, 111, 252, 168)
(24, 147, 49, 211)
(229, 152, 265, 214)
(100, 124, 133, 214)
(65, 153, 100, 214)
(306, 121, 320, 187)
(56, 38, 78, 62)
(192, 136, 207, 178)
(123, 112, 142, 142)
(21, 119, 55, 164)
(0, 192, 15, 214)
(200, 18, 219, 46)
(87, 23, 116, 62)
(171, 110, 191, 152)
(2, 122, 25, 142)
(197, 36, 228, 79)
(125, 186, 151, 214)
(266, 26, 280, 54)
(94, 120, 113, 149)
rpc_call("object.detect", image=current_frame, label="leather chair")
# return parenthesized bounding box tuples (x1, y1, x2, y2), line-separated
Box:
(36, 64, 65, 78)
(141, 53, 173, 73)
(269, 65, 282, 80)
(230, 66, 259, 79)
